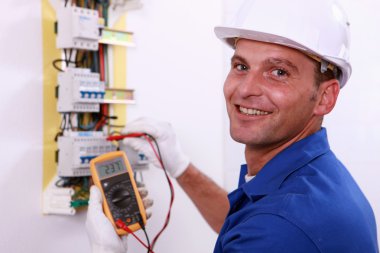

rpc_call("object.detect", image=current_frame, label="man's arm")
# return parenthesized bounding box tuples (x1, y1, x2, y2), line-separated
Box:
(177, 163, 229, 233)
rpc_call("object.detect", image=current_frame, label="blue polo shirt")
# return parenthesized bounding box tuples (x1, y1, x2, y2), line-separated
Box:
(214, 128, 378, 253)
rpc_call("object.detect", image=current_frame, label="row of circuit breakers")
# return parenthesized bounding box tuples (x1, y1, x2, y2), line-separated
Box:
(54, 4, 147, 177)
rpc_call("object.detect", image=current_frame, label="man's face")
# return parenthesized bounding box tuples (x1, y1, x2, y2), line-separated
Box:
(224, 39, 320, 148)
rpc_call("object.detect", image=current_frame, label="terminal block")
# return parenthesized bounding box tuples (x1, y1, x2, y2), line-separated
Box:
(57, 132, 117, 177)
(43, 175, 76, 215)
(56, 5, 100, 50)
(57, 67, 104, 112)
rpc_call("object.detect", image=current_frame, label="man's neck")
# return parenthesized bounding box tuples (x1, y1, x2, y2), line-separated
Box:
(245, 125, 321, 176)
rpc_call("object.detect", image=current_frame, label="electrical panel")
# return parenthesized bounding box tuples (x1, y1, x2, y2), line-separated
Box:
(57, 67, 104, 112)
(44, 0, 140, 216)
(56, 5, 100, 50)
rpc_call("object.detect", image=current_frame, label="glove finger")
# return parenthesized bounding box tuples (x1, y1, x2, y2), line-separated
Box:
(122, 117, 160, 138)
(137, 187, 148, 198)
(122, 138, 150, 153)
(88, 185, 103, 212)
(146, 210, 152, 220)
(143, 198, 154, 209)
(120, 236, 129, 251)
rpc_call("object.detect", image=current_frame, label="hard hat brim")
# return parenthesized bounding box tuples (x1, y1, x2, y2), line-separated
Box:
(214, 26, 351, 87)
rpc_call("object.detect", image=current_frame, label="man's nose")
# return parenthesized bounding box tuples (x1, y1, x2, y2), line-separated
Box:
(237, 71, 263, 97)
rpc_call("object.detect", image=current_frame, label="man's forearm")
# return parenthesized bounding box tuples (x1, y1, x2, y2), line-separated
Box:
(177, 163, 229, 233)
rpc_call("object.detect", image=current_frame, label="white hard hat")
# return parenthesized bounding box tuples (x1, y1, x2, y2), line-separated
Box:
(215, 0, 352, 87)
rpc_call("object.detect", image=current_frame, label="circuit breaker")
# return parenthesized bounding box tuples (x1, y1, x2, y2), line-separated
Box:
(57, 131, 116, 177)
(57, 132, 150, 177)
(56, 5, 100, 50)
(57, 67, 104, 112)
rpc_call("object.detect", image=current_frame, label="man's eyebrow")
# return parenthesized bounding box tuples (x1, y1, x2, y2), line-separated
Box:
(231, 55, 300, 74)
(230, 54, 248, 66)
(264, 57, 300, 74)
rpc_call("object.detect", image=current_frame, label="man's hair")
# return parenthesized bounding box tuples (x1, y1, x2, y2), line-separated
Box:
(310, 62, 338, 102)
(313, 63, 339, 87)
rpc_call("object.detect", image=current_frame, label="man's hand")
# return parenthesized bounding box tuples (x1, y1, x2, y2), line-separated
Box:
(121, 117, 190, 178)
(85, 185, 153, 253)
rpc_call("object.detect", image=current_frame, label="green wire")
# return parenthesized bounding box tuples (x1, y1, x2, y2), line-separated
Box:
(71, 199, 89, 208)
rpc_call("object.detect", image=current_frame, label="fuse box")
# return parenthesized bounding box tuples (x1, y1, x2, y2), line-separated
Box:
(56, 5, 100, 50)
(57, 67, 104, 112)
(44, 1, 143, 217)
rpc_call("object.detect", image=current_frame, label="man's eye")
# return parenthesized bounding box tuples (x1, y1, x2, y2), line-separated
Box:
(235, 64, 248, 71)
(271, 69, 288, 77)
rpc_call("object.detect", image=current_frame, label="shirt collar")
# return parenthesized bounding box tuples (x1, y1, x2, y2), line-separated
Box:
(239, 128, 331, 198)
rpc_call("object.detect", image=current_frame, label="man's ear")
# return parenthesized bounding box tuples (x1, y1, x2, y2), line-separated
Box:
(314, 79, 340, 116)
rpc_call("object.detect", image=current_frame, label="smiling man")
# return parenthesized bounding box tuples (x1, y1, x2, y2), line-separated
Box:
(86, 0, 379, 252)
(224, 40, 333, 176)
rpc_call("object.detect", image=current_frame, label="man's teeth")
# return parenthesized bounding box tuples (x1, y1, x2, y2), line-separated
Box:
(239, 106, 269, 115)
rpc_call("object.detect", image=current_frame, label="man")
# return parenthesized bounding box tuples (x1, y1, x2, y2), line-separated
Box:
(86, 0, 379, 252)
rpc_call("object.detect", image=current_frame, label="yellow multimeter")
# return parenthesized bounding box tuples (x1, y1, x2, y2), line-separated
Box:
(90, 151, 147, 235)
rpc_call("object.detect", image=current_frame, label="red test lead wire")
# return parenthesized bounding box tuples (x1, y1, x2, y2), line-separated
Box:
(115, 219, 155, 253)
(106, 133, 146, 141)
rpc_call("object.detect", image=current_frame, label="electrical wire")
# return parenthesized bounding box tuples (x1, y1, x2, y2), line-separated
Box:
(52, 58, 84, 72)
(78, 113, 101, 131)
(52, 59, 66, 72)
(53, 48, 86, 72)
(144, 134, 175, 249)
(93, 105, 118, 131)
(107, 124, 126, 128)
(115, 219, 155, 253)
(99, 44, 105, 81)
(142, 226, 152, 253)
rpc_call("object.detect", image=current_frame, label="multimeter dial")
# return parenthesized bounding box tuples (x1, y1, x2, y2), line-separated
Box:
(102, 173, 142, 225)
(111, 188, 132, 208)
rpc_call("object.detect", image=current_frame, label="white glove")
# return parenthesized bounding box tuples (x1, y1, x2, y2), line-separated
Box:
(121, 117, 190, 178)
(86, 185, 153, 253)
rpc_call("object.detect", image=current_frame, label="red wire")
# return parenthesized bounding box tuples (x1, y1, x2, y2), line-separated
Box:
(115, 219, 155, 253)
(106, 133, 146, 141)
(95, 104, 109, 131)
(141, 135, 175, 248)
(99, 44, 105, 81)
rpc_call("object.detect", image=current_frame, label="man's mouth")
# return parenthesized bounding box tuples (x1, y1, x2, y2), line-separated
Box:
(238, 106, 271, 116)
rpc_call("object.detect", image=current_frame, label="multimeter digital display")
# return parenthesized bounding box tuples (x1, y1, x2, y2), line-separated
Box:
(96, 158, 127, 179)
(90, 151, 147, 235)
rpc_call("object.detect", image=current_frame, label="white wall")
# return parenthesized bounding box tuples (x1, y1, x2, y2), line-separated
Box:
(221, 0, 380, 244)
(125, 0, 224, 252)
